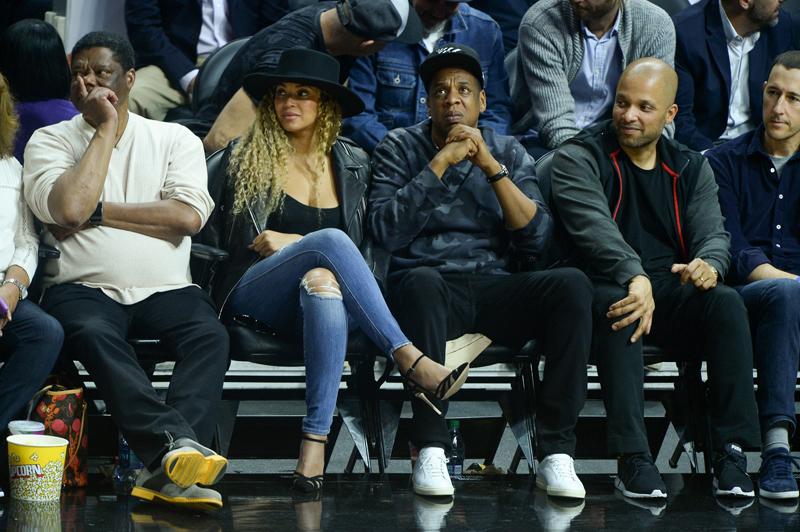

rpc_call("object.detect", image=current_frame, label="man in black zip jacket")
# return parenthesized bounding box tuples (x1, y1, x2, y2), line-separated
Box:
(552, 58, 760, 500)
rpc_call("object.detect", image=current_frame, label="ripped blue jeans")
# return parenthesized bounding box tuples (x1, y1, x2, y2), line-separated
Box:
(226, 228, 410, 435)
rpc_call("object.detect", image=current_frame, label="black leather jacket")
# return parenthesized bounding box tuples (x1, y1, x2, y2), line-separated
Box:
(203, 136, 375, 312)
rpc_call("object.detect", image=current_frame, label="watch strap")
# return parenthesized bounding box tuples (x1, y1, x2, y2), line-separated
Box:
(486, 164, 509, 184)
(2, 278, 27, 301)
(89, 201, 103, 226)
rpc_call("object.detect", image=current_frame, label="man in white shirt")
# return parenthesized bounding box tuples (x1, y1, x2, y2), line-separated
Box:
(0, 73, 62, 456)
(24, 32, 230, 511)
(125, 0, 288, 120)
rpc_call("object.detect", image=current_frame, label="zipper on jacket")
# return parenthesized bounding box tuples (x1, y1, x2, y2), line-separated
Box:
(661, 162, 688, 261)
(609, 149, 624, 221)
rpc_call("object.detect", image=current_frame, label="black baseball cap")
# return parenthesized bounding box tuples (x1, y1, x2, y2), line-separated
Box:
(420, 44, 484, 90)
(336, 0, 423, 45)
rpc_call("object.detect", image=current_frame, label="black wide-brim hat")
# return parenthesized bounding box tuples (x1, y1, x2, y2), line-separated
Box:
(243, 48, 365, 117)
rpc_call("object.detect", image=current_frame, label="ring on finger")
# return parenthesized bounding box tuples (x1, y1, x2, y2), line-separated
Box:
(699, 276, 706, 282)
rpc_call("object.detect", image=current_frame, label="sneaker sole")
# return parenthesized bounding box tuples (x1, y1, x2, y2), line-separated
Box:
(614, 478, 667, 499)
(163, 450, 228, 488)
(412, 483, 454, 497)
(759, 488, 799, 500)
(713, 478, 755, 498)
(131, 486, 222, 511)
(536, 476, 586, 499)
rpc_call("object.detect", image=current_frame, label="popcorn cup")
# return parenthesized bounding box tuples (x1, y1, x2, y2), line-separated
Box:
(7, 435, 68, 501)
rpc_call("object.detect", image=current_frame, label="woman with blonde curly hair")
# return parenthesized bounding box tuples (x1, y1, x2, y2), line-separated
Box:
(211, 48, 470, 493)
(0, 72, 63, 472)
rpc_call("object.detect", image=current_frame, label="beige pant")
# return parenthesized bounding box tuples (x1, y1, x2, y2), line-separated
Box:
(129, 65, 188, 121)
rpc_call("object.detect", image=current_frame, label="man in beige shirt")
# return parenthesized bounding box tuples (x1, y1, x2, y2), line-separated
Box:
(23, 32, 229, 511)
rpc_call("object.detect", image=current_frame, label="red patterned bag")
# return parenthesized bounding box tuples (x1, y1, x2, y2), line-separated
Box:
(28, 384, 88, 488)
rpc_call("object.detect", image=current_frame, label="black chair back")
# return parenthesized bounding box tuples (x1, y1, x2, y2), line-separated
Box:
(192, 37, 251, 113)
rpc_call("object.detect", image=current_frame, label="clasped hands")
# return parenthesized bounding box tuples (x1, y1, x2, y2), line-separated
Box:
(608, 258, 718, 343)
(432, 125, 500, 175)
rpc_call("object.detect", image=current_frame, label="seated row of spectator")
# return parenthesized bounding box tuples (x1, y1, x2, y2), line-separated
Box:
(2, 20, 800, 512)
(7, 0, 786, 162)
(154, 0, 794, 161)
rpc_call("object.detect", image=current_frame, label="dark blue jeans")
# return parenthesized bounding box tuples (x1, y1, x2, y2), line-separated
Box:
(735, 278, 800, 434)
(0, 300, 63, 430)
(226, 228, 410, 436)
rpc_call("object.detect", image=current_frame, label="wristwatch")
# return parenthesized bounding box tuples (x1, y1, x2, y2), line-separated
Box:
(486, 163, 509, 184)
(89, 201, 103, 226)
(2, 278, 27, 301)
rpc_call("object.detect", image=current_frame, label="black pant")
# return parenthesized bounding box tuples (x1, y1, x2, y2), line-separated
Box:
(591, 277, 761, 455)
(42, 284, 230, 469)
(388, 267, 593, 459)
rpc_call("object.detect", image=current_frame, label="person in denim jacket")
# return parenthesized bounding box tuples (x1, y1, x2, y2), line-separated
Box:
(343, 0, 512, 153)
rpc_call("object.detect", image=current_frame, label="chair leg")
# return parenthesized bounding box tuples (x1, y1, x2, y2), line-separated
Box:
(345, 447, 359, 474)
(510, 447, 523, 475)
(213, 400, 239, 457)
(501, 361, 537, 477)
(523, 359, 538, 475)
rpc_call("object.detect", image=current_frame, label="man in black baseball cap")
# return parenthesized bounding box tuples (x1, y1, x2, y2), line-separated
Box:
(199, 0, 423, 153)
(419, 44, 484, 91)
(369, 43, 592, 500)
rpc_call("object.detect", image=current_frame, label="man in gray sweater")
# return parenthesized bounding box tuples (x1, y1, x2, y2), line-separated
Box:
(511, 0, 675, 154)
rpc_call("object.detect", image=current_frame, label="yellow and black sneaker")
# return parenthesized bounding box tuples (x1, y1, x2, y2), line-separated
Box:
(131, 468, 223, 511)
(161, 437, 228, 488)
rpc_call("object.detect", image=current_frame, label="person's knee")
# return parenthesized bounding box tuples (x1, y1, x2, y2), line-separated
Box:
(301, 268, 342, 300)
(592, 282, 628, 318)
(551, 268, 593, 308)
(302, 228, 352, 251)
(704, 285, 747, 320)
(760, 278, 800, 319)
(40, 313, 64, 355)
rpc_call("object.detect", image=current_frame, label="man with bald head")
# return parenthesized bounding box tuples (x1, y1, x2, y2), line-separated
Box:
(553, 58, 760, 499)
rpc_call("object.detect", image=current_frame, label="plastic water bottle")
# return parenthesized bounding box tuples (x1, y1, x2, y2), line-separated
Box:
(113, 433, 144, 494)
(447, 420, 465, 480)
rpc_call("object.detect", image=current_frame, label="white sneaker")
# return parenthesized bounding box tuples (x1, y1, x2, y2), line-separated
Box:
(412, 447, 454, 496)
(535, 454, 586, 499)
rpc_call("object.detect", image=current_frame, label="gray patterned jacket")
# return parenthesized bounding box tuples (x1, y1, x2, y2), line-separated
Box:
(368, 120, 552, 280)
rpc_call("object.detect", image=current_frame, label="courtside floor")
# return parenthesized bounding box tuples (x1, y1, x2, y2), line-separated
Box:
(1, 473, 799, 531)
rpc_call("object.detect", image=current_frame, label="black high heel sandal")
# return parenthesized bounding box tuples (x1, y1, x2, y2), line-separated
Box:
(401, 355, 470, 415)
(292, 435, 327, 493)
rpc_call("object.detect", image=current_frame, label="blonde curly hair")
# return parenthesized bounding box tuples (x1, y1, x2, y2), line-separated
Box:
(0, 73, 19, 158)
(228, 88, 342, 215)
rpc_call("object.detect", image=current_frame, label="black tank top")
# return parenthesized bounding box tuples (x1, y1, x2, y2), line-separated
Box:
(265, 194, 341, 235)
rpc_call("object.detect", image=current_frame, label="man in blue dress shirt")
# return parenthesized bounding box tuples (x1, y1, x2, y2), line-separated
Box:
(343, 0, 512, 153)
(707, 51, 800, 501)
